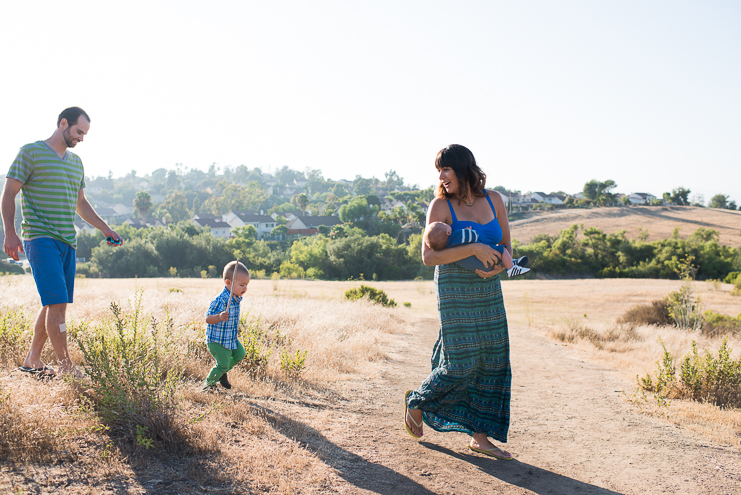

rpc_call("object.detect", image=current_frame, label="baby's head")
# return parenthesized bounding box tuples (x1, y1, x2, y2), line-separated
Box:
(424, 222, 452, 251)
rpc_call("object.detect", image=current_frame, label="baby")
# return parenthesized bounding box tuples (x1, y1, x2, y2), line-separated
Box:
(424, 221, 530, 277)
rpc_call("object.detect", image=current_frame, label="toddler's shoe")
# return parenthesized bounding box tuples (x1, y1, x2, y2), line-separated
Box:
(513, 256, 529, 267)
(219, 373, 232, 389)
(507, 265, 531, 277)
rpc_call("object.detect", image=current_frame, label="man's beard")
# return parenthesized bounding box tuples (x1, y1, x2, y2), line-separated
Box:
(63, 129, 77, 148)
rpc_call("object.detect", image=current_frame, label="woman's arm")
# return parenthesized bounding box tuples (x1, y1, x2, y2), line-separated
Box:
(474, 191, 510, 278)
(421, 197, 501, 268)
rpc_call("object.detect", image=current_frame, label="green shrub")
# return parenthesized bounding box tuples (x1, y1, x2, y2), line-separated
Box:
(640, 339, 741, 409)
(279, 349, 307, 378)
(75, 294, 183, 446)
(403, 302, 411, 308)
(237, 313, 272, 376)
(702, 310, 741, 336)
(724, 271, 740, 285)
(0, 307, 31, 366)
(344, 285, 397, 308)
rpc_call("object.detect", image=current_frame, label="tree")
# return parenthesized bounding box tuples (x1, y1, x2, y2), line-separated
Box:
(134, 191, 153, 219)
(293, 193, 309, 213)
(353, 176, 375, 196)
(583, 180, 617, 204)
(667, 187, 691, 205)
(709, 194, 729, 209)
(162, 192, 190, 222)
(384, 170, 404, 191)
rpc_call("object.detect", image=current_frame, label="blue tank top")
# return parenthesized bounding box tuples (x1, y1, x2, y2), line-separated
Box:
(447, 194, 503, 247)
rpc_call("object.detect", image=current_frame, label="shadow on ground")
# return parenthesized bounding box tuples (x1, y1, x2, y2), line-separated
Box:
(263, 407, 438, 495)
(421, 442, 625, 495)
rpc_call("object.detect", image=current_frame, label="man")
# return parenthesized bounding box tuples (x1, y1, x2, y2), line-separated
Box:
(1, 107, 122, 376)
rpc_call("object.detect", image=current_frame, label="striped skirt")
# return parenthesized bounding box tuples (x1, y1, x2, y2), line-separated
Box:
(407, 263, 511, 442)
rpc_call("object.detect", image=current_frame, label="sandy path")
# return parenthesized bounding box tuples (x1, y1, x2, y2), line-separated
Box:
(302, 315, 740, 494)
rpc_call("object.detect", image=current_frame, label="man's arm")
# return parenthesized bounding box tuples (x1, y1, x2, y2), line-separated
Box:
(1, 178, 24, 260)
(76, 189, 123, 245)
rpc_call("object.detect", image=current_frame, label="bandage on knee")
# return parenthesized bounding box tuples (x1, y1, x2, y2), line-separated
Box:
(59, 323, 66, 333)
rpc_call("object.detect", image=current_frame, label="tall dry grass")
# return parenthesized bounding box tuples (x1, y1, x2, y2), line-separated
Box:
(0, 275, 407, 493)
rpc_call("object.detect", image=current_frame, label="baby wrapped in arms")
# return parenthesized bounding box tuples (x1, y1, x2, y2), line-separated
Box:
(424, 221, 530, 277)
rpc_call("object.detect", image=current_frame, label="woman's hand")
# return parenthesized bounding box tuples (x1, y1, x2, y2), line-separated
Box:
(471, 243, 500, 269)
(475, 265, 505, 278)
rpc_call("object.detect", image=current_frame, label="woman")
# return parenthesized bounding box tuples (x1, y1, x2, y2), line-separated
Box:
(405, 144, 513, 460)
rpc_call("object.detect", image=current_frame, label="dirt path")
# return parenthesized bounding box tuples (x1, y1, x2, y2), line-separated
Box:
(286, 315, 741, 494)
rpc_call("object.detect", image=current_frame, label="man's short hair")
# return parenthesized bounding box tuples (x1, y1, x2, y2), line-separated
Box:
(223, 261, 250, 281)
(57, 107, 91, 127)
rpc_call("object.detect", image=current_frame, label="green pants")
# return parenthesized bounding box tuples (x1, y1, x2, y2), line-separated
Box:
(205, 341, 246, 386)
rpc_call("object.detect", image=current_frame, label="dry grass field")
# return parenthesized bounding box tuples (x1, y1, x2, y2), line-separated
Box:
(1, 274, 740, 493)
(510, 205, 741, 247)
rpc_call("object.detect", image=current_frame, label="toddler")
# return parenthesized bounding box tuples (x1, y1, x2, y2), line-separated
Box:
(203, 261, 251, 390)
(424, 221, 530, 277)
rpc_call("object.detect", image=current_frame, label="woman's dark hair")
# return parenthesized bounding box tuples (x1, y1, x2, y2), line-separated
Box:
(434, 144, 487, 201)
(57, 107, 90, 127)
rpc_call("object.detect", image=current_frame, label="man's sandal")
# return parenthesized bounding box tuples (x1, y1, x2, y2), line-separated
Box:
(404, 390, 423, 439)
(468, 443, 513, 460)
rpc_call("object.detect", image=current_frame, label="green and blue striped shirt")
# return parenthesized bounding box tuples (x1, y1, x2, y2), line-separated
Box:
(7, 141, 85, 248)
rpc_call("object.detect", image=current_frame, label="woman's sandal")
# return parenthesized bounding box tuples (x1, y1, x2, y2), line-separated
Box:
(468, 443, 513, 460)
(404, 390, 423, 439)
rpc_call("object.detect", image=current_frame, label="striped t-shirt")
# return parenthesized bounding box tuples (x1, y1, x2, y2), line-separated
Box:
(7, 141, 85, 248)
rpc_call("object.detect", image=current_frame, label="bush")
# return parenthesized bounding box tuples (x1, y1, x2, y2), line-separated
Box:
(639, 339, 741, 409)
(75, 294, 184, 447)
(0, 261, 24, 275)
(723, 271, 740, 285)
(279, 349, 307, 378)
(345, 285, 397, 308)
(0, 306, 31, 366)
(618, 300, 672, 326)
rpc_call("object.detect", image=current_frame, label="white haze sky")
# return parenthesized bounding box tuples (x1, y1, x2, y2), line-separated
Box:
(1, 1, 739, 205)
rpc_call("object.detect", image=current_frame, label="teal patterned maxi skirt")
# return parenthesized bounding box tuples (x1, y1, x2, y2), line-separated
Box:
(407, 263, 511, 443)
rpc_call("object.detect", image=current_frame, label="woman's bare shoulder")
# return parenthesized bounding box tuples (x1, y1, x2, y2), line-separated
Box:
(427, 197, 451, 224)
(486, 189, 505, 207)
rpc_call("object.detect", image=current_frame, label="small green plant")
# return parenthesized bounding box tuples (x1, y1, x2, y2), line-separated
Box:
(75, 291, 184, 444)
(403, 302, 411, 308)
(280, 349, 308, 378)
(637, 339, 676, 407)
(0, 306, 31, 365)
(665, 257, 704, 331)
(135, 425, 154, 449)
(238, 312, 272, 375)
(639, 338, 741, 409)
(168, 288, 183, 293)
(344, 285, 397, 308)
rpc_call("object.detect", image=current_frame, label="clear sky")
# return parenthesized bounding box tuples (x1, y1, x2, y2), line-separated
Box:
(1, 1, 739, 205)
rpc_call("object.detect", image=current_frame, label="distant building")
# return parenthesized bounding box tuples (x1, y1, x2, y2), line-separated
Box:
(225, 211, 278, 238)
(627, 193, 657, 205)
(191, 214, 232, 239)
(124, 217, 165, 229)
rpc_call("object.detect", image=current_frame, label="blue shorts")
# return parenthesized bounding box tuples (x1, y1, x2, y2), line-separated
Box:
(23, 237, 76, 306)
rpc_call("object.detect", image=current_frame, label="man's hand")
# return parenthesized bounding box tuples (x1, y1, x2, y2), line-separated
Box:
(103, 228, 123, 246)
(3, 230, 23, 261)
(219, 311, 229, 321)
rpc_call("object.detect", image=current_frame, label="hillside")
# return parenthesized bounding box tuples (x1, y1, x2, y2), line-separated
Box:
(510, 205, 741, 247)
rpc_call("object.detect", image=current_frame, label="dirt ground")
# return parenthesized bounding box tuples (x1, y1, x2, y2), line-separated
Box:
(2, 278, 741, 494)
(510, 205, 741, 247)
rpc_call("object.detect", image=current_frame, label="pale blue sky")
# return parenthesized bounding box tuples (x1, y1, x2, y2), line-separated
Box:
(1, 1, 739, 204)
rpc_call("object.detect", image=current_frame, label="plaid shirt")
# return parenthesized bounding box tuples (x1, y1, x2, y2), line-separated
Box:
(206, 286, 242, 350)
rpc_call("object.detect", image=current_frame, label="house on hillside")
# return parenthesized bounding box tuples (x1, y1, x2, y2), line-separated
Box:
(74, 216, 97, 234)
(225, 211, 278, 238)
(627, 193, 656, 205)
(124, 217, 165, 229)
(191, 214, 232, 239)
(283, 215, 342, 239)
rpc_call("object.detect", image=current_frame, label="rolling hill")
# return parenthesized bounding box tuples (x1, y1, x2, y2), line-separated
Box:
(509, 206, 741, 247)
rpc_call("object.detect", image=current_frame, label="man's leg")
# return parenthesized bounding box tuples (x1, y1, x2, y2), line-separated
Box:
(45, 303, 73, 372)
(23, 306, 49, 369)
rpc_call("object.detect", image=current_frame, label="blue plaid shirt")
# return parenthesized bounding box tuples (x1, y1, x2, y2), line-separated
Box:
(206, 286, 242, 350)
